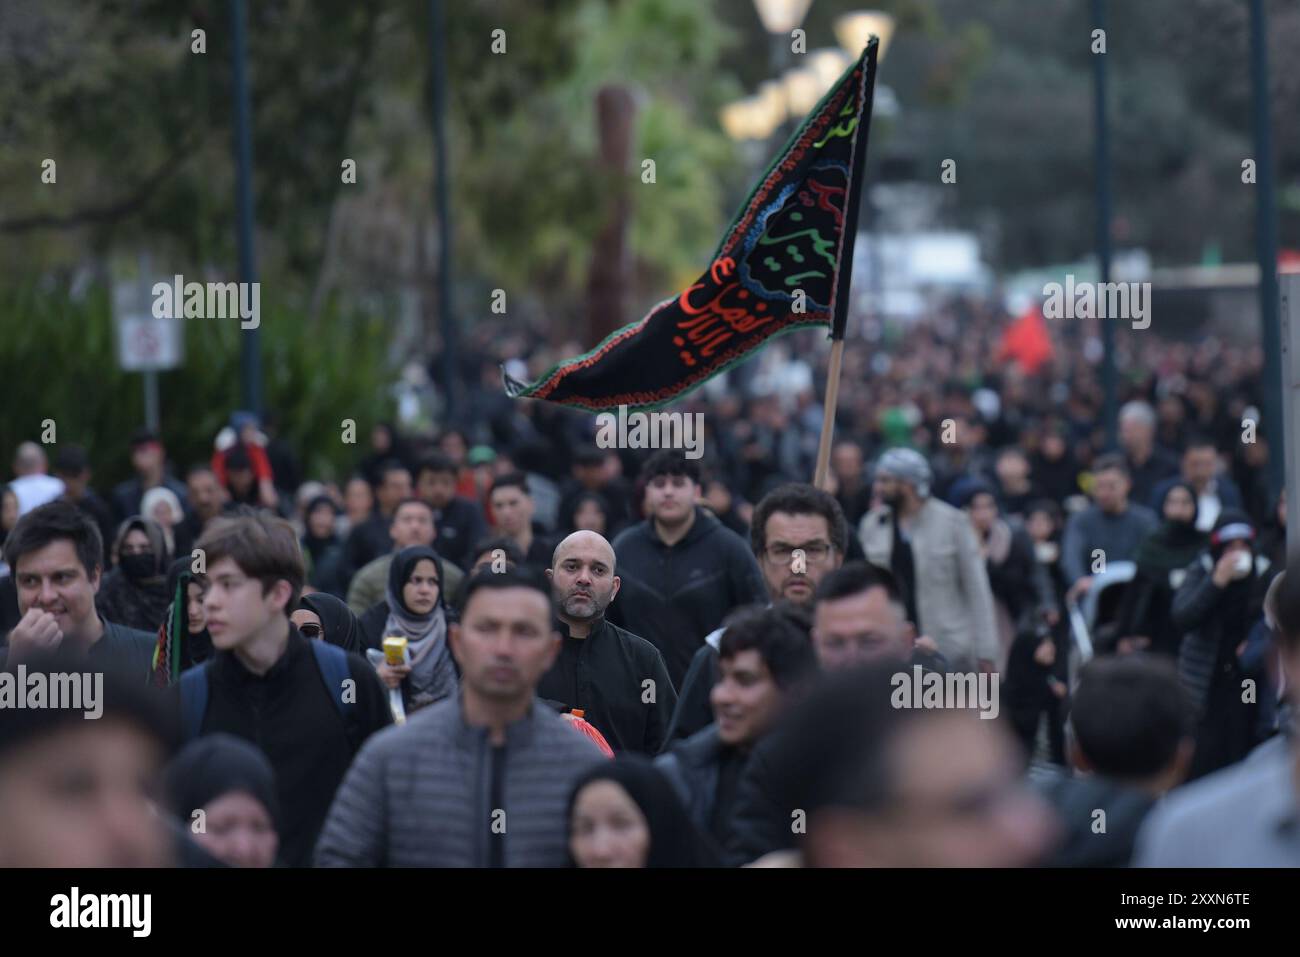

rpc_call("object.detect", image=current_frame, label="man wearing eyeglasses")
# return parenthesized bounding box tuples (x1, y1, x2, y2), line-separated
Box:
(662, 483, 848, 745)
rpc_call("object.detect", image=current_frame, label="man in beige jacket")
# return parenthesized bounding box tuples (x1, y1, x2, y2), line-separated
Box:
(858, 448, 998, 673)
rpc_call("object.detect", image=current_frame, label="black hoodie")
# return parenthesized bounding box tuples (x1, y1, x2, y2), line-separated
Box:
(610, 507, 766, 687)
(179, 627, 392, 866)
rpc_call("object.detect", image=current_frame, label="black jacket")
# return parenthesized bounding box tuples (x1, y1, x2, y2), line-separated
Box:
(1037, 773, 1157, 867)
(536, 617, 676, 755)
(664, 640, 722, 744)
(655, 723, 748, 850)
(356, 601, 391, 652)
(984, 521, 1039, 629)
(1172, 556, 1261, 718)
(721, 649, 951, 867)
(1171, 555, 1262, 777)
(433, 496, 488, 571)
(343, 512, 393, 577)
(520, 525, 557, 572)
(610, 508, 767, 687)
(721, 732, 789, 866)
(182, 627, 392, 866)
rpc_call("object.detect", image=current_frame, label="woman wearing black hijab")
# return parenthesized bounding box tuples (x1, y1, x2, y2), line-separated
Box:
(97, 516, 173, 632)
(357, 545, 458, 713)
(164, 734, 280, 868)
(1029, 421, 1080, 505)
(1112, 481, 1207, 657)
(568, 756, 718, 868)
(292, 591, 362, 654)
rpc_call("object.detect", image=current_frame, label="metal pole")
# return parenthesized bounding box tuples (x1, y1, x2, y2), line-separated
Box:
(230, 0, 262, 417)
(1251, 0, 1284, 504)
(1281, 276, 1300, 557)
(144, 371, 160, 432)
(430, 0, 458, 416)
(1091, 0, 1116, 451)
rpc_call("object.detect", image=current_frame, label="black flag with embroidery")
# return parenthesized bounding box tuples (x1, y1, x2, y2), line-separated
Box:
(504, 39, 878, 413)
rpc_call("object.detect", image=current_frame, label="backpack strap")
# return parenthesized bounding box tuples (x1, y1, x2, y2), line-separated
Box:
(310, 639, 355, 723)
(178, 663, 210, 742)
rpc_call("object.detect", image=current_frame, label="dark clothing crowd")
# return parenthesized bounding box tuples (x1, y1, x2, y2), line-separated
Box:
(0, 297, 1297, 869)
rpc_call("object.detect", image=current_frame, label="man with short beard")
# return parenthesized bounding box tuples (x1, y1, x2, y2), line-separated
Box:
(537, 530, 675, 754)
(345, 498, 463, 615)
(664, 482, 848, 743)
(859, 448, 999, 673)
(179, 465, 228, 545)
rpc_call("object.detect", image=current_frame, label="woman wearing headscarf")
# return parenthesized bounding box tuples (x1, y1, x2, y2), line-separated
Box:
(151, 556, 214, 686)
(1112, 481, 1207, 658)
(291, 591, 362, 655)
(567, 755, 718, 868)
(1171, 509, 1267, 779)
(164, 734, 280, 868)
(1030, 420, 1080, 505)
(97, 516, 173, 633)
(299, 494, 348, 597)
(141, 485, 188, 558)
(357, 545, 458, 713)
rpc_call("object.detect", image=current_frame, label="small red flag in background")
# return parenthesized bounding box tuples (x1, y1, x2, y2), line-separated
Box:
(997, 304, 1054, 374)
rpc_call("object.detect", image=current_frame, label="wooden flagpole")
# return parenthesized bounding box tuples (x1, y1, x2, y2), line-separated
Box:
(813, 338, 846, 489)
(812, 38, 878, 491)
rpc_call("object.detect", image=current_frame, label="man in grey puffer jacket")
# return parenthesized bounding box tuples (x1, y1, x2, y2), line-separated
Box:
(316, 568, 604, 867)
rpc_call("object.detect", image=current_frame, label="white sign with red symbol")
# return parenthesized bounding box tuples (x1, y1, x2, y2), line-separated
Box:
(114, 280, 182, 371)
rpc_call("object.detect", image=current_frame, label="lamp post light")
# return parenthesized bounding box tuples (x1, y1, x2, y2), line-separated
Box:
(781, 67, 821, 116)
(834, 10, 895, 60)
(751, 0, 813, 35)
(807, 48, 851, 94)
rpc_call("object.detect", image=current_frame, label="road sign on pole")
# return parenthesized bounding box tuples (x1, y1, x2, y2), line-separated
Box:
(113, 278, 182, 432)
(114, 281, 183, 372)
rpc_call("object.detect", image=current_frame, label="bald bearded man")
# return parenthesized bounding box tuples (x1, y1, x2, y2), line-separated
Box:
(538, 531, 676, 754)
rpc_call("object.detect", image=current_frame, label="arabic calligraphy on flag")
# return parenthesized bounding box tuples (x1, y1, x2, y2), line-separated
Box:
(505, 40, 878, 412)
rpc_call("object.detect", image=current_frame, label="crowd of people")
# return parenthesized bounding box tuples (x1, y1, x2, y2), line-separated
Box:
(0, 295, 1295, 868)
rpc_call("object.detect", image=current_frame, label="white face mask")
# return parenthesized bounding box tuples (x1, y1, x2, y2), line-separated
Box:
(1232, 550, 1254, 579)
(1035, 542, 1059, 564)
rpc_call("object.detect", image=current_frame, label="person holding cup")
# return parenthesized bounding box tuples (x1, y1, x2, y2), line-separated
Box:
(1171, 509, 1267, 779)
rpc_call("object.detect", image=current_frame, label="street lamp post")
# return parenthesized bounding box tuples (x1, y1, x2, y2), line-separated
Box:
(429, 0, 458, 417)
(230, 0, 262, 417)
(1250, 0, 1284, 503)
(1091, 0, 1117, 451)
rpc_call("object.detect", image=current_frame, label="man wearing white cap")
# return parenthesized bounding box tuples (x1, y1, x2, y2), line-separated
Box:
(858, 448, 999, 673)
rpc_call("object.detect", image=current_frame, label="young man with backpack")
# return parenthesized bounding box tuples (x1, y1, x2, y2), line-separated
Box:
(179, 511, 391, 866)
